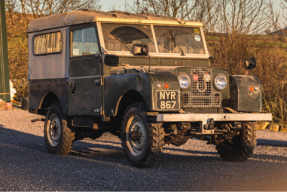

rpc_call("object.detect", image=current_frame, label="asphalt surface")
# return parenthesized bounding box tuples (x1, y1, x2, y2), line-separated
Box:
(0, 108, 287, 191)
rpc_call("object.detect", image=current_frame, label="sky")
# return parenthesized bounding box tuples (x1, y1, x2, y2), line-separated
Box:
(100, 0, 282, 12)
(100, 0, 133, 11)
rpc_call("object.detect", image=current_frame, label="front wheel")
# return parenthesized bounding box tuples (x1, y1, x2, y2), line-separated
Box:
(121, 103, 164, 167)
(44, 104, 75, 155)
(216, 122, 257, 162)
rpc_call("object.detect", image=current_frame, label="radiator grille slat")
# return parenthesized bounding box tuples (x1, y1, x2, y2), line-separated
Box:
(183, 68, 221, 108)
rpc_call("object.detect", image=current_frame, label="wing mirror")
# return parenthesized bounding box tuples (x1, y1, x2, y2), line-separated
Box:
(244, 57, 257, 70)
(132, 44, 149, 56)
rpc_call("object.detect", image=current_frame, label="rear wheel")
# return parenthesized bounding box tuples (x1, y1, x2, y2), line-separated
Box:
(121, 103, 164, 167)
(216, 122, 257, 162)
(44, 103, 75, 155)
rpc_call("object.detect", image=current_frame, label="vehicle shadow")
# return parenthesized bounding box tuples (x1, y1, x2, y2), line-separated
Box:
(257, 139, 287, 147)
(0, 126, 286, 167)
(0, 127, 216, 164)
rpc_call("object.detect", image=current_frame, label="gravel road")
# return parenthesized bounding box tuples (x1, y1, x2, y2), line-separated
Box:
(0, 108, 287, 191)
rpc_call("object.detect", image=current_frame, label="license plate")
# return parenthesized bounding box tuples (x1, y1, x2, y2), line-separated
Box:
(157, 91, 180, 110)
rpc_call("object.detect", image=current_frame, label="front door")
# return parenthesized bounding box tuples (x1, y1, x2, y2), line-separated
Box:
(69, 24, 102, 116)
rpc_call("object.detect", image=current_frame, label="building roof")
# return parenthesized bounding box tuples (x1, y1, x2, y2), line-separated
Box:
(28, 10, 203, 32)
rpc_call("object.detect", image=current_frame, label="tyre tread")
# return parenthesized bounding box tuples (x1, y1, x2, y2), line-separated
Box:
(121, 102, 164, 167)
(216, 122, 257, 162)
(44, 103, 75, 155)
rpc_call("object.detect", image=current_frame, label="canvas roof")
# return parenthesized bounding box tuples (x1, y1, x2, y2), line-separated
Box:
(28, 10, 203, 32)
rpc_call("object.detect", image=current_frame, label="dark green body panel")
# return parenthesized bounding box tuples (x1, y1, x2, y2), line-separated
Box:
(103, 55, 210, 76)
(0, 1, 10, 101)
(70, 55, 101, 77)
(29, 79, 70, 114)
(69, 52, 102, 116)
(230, 75, 262, 112)
(69, 77, 102, 116)
(104, 73, 180, 117)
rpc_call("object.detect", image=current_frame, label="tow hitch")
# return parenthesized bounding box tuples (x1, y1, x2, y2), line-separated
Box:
(204, 118, 215, 129)
(202, 118, 215, 134)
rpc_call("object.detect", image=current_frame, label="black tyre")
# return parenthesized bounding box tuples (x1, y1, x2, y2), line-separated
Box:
(121, 103, 164, 167)
(44, 103, 75, 155)
(216, 122, 257, 162)
(171, 136, 190, 146)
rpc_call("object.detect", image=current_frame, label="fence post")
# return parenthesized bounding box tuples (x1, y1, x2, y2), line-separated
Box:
(0, 1, 10, 102)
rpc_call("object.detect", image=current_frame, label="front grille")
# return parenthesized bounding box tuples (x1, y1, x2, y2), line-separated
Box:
(190, 72, 212, 97)
(183, 68, 221, 108)
(183, 92, 221, 107)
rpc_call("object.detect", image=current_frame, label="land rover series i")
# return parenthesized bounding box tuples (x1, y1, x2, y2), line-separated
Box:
(28, 10, 272, 167)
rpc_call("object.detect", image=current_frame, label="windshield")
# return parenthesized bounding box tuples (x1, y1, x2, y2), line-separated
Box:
(101, 23, 206, 56)
(154, 26, 205, 55)
(101, 23, 156, 52)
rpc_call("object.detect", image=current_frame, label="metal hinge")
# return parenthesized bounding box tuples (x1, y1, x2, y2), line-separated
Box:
(94, 107, 101, 113)
(94, 77, 103, 86)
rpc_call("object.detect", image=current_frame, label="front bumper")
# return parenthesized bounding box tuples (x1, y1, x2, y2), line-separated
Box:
(157, 113, 272, 134)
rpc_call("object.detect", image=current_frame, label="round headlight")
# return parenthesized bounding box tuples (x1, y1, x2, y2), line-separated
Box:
(214, 74, 227, 90)
(178, 73, 191, 89)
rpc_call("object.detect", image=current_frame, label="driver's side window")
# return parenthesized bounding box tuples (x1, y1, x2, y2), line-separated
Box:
(71, 27, 99, 57)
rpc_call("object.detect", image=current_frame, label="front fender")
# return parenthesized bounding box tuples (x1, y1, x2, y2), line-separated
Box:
(104, 73, 180, 117)
(230, 75, 263, 112)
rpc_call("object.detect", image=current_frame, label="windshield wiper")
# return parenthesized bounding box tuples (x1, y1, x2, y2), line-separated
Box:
(109, 34, 132, 53)
(169, 30, 185, 56)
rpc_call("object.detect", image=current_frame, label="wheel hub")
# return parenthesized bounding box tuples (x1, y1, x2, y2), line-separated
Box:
(129, 126, 142, 143)
(47, 113, 61, 147)
(50, 122, 59, 137)
(126, 115, 147, 156)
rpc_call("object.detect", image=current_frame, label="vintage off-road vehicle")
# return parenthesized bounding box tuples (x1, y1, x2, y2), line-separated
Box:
(28, 10, 272, 167)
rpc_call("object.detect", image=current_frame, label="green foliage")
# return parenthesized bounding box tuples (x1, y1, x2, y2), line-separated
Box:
(6, 12, 29, 99)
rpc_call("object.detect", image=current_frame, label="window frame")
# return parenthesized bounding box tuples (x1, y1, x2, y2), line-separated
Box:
(100, 23, 157, 54)
(99, 22, 210, 59)
(33, 31, 63, 56)
(70, 23, 101, 58)
(153, 25, 206, 55)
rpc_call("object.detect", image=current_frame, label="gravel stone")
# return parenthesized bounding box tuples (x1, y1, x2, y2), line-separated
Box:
(0, 108, 287, 191)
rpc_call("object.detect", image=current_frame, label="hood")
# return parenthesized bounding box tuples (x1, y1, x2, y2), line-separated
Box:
(110, 66, 185, 75)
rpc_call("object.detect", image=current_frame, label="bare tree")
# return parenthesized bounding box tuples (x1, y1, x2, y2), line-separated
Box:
(6, 0, 101, 18)
(127, 0, 223, 33)
(216, 0, 273, 39)
(127, 0, 198, 19)
(189, 0, 221, 33)
(128, 0, 274, 35)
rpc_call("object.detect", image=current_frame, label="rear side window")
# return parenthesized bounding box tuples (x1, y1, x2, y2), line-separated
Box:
(33, 32, 63, 55)
(71, 27, 100, 57)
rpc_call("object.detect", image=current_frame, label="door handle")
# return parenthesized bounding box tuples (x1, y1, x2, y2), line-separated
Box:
(71, 84, 76, 94)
